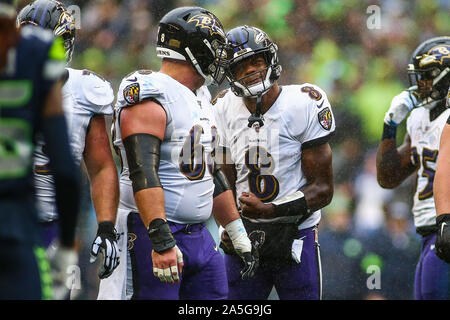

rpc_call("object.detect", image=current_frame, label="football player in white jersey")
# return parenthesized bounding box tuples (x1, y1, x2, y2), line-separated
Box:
(98, 7, 257, 300)
(376, 36, 450, 299)
(17, 0, 120, 289)
(434, 88, 450, 264)
(214, 26, 335, 300)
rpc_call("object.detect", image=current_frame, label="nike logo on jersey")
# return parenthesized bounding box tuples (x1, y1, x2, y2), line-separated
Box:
(214, 245, 218, 252)
(126, 77, 138, 82)
(430, 244, 435, 251)
(316, 100, 324, 109)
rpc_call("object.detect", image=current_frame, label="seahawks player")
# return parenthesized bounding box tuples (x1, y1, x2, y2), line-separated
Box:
(214, 26, 335, 300)
(434, 88, 450, 264)
(0, 0, 80, 299)
(377, 36, 450, 299)
(17, 0, 120, 282)
(98, 7, 257, 300)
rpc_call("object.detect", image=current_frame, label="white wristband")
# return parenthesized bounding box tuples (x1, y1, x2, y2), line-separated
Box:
(224, 218, 251, 255)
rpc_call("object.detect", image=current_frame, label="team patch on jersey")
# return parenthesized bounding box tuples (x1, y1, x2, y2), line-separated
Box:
(318, 107, 332, 130)
(123, 83, 140, 105)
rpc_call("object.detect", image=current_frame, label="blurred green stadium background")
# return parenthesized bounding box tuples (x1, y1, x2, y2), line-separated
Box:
(16, 0, 450, 299)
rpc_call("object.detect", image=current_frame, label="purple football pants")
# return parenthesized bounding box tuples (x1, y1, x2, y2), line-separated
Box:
(40, 221, 59, 249)
(127, 212, 228, 300)
(225, 226, 322, 300)
(414, 233, 450, 300)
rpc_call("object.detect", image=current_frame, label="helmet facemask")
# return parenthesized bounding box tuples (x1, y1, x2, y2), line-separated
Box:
(225, 26, 281, 98)
(407, 42, 450, 108)
(227, 50, 276, 97)
(185, 37, 228, 86)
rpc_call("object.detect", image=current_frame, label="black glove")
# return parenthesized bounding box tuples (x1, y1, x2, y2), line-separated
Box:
(435, 214, 450, 264)
(90, 221, 120, 279)
(240, 245, 259, 280)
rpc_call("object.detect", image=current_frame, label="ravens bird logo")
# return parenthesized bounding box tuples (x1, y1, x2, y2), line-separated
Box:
(187, 14, 225, 38)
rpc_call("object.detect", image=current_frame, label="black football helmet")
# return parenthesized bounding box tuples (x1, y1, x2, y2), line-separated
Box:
(407, 36, 450, 108)
(156, 6, 228, 86)
(16, 0, 75, 62)
(225, 25, 282, 97)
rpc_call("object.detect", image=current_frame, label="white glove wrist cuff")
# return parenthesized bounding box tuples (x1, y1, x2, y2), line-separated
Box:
(225, 218, 251, 254)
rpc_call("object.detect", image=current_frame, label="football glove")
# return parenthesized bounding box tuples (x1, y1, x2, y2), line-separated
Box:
(224, 219, 259, 279)
(384, 90, 418, 126)
(47, 241, 78, 300)
(435, 214, 450, 264)
(90, 221, 120, 279)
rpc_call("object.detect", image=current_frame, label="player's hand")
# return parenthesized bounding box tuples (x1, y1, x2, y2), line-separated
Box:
(435, 214, 450, 264)
(47, 241, 78, 300)
(384, 90, 418, 126)
(219, 230, 236, 255)
(225, 218, 259, 279)
(90, 221, 120, 279)
(239, 192, 275, 219)
(152, 245, 184, 284)
(240, 250, 259, 280)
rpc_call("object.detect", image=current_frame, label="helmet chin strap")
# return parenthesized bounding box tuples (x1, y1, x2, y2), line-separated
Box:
(247, 94, 264, 128)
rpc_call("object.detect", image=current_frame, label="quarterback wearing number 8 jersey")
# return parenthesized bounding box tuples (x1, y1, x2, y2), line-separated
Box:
(214, 26, 335, 300)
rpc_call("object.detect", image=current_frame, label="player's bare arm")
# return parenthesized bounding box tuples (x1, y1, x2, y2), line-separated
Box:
(376, 89, 419, 188)
(84, 114, 120, 278)
(376, 132, 418, 189)
(84, 115, 119, 223)
(120, 100, 183, 283)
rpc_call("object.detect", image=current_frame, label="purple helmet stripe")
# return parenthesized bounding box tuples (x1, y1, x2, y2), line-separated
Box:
(238, 28, 247, 48)
(39, 1, 51, 27)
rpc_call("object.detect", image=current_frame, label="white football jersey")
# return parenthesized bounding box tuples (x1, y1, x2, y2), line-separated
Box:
(112, 70, 216, 224)
(34, 68, 114, 222)
(213, 84, 335, 229)
(406, 106, 450, 228)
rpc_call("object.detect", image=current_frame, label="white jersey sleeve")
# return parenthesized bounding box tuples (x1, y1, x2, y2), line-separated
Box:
(284, 83, 335, 148)
(116, 70, 173, 126)
(66, 68, 114, 115)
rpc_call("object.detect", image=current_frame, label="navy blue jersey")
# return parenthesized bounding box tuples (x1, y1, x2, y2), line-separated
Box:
(0, 26, 66, 196)
(0, 26, 66, 242)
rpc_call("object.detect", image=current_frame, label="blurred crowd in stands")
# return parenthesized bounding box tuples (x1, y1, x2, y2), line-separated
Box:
(18, 0, 449, 299)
